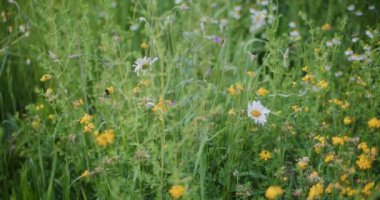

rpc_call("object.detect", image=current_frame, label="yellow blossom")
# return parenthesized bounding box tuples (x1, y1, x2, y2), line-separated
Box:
(307, 183, 323, 200)
(84, 123, 95, 133)
(48, 114, 56, 121)
(36, 104, 44, 111)
(321, 23, 332, 31)
(140, 41, 149, 49)
(324, 153, 334, 163)
(343, 116, 353, 125)
(72, 99, 84, 108)
(45, 88, 53, 98)
(247, 71, 255, 77)
(257, 87, 269, 96)
(235, 83, 243, 92)
(40, 74, 51, 81)
(259, 150, 272, 161)
(81, 170, 90, 177)
(80, 114, 92, 124)
(265, 186, 284, 200)
(358, 142, 370, 154)
(105, 86, 114, 95)
(96, 129, 115, 147)
(332, 136, 345, 145)
(362, 182, 375, 196)
(228, 109, 236, 116)
(368, 117, 380, 128)
(152, 97, 167, 114)
(169, 185, 185, 199)
(356, 154, 373, 170)
(316, 80, 328, 89)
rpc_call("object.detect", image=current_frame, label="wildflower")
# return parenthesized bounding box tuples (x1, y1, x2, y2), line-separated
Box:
(48, 114, 56, 121)
(341, 187, 357, 196)
(84, 123, 95, 133)
(227, 85, 237, 95)
(256, 87, 269, 96)
(289, 30, 301, 41)
(247, 71, 255, 77)
(356, 154, 373, 170)
(40, 74, 51, 81)
(307, 183, 323, 200)
(297, 157, 309, 170)
(169, 185, 185, 199)
(368, 117, 380, 128)
(291, 105, 302, 113)
(133, 57, 158, 76)
(321, 23, 332, 31)
(228, 109, 236, 116)
(343, 116, 353, 125)
(81, 170, 91, 177)
(133, 86, 141, 95)
(362, 182, 375, 196)
(324, 153, 334, 163)
(265, 186, 284, 200)
(152, 97, 167, 114)
(45, 88, 53, 98)
(235, 83, 244, 92)
(32, 118, 41, 129)
(332, 136, 345, 145)
(307, 171, 321, 183)
(140, 41, 149, 49)
(72, 99, 84, 108)
(247, 100, 270, 125)
(80, 114, 92, 124)
(105, 86, 114, 95)
(96, 129, 115, 147)
(316, 80, 328, 89)
(259, 150, 272, 161)
(358, 142, 370, 153)
(36, 104, 44, 111)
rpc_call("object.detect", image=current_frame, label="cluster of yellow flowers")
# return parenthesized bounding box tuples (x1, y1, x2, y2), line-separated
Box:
(227, 83, 244, 96)
(95, 129, 115, 148)
(368, 117, 380, 128)
(328, 98, 350, 109)
(80, 113, 94, 133)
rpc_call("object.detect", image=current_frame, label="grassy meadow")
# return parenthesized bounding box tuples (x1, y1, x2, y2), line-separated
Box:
(1, 0, 380, 199)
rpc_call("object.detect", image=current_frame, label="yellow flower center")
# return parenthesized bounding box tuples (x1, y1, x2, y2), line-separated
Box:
(251, 110, 262, 117)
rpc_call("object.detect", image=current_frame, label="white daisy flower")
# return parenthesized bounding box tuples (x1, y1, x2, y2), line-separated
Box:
(133, 57, 158, 76)
(247, 100, 270, 125)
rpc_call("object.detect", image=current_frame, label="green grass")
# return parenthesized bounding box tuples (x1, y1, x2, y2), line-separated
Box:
(1, 0, 380, 199)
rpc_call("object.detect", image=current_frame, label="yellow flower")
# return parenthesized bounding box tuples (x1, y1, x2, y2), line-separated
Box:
(316, 80, 328, 89)
(343, 116, 353, 125)
(169, 185, 185, 199)
(227, 85, 237, 95)
(84, 123, 95, 133)
(48, 114, 56, 121)
(307, 183, 323, 200)
(257, 87, 269, 96)
(332, 136, 344, 145)
(96, 129, 115, 147)
(302, 66, 308, 72)
(341, 187, 357, 196)
(140, 41, 149, 49)
(81, 170, 90, 177)
(259, 150, 272, 161)
(265, 186, 284, 200)
(80, 114, 92, 124)
(105, 86, 114, 95)
(32, 118, 41, 129)
(324, 153, 334, 163)
(291, 105, 302, 113)
(152, 97, 167, 114)
(358, 142, 369, 153)
(362, 182, 375, 196)
(247, 71, 255, 77)
(45, 88, 53, 98)
(35, 104, 44, 111)
(356, 154, 373, 170)
(72, 99, 84, 108)
(235, 83, 244, 92)
(321, 23, 332, 31)
(40, 74, 51, 81)
(228, 108, 236, 116)
(296, 157, 309, 170)
(368, 117, 380, 128)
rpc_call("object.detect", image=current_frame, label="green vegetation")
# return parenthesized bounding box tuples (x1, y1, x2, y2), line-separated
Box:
(1, 0, 379, 199)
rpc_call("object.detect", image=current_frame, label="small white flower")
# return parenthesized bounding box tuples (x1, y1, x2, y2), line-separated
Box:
(365, 30, 373, 39)
(247, 100, 270, 125)
(369, 5, 375, 10)
(352, 37, 359, 42)
(355, 11, 363, 16)
(288, 21, 296, 28)
(347, 4, 355, 11)
(133, 57, 158, 76)
(344, 49, 353, 56)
